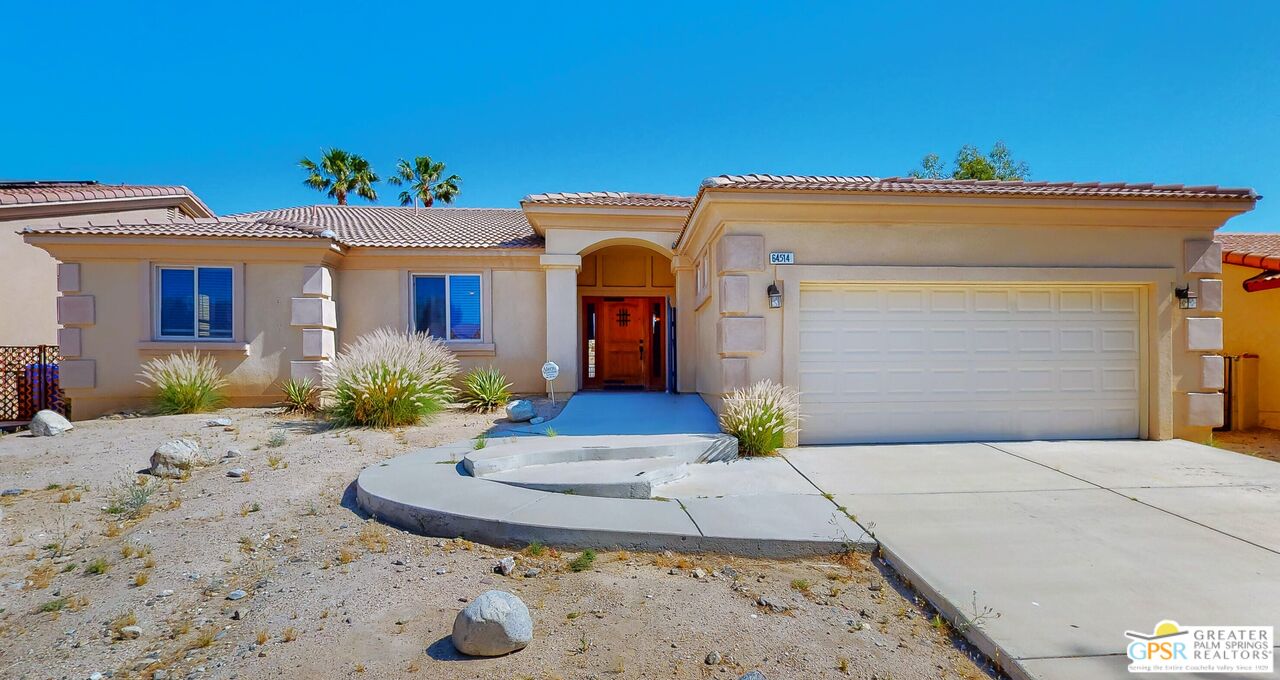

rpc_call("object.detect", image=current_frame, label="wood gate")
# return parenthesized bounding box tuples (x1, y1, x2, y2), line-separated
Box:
(0, 345, 66, 425)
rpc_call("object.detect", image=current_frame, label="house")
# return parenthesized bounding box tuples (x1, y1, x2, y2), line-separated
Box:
(1, 181, 213, 345)
(22, 175, 1257, 444)
(1216, 233, 1280, 429)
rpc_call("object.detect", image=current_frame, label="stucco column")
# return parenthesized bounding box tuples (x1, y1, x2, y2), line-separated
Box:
(671, 255, 697, 393)
(540, 254, 582, 393)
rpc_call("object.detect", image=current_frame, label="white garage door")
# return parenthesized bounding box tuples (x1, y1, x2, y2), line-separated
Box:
(797, 283, 1142, 444)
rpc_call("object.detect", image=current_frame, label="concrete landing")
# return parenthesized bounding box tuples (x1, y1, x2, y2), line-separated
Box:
(499, 392, 720, 436)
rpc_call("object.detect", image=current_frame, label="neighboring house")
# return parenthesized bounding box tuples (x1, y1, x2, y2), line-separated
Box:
(1216, 233, 1280, 429)
(22, 175, 1256, 445)
(0, 181, 213, 345)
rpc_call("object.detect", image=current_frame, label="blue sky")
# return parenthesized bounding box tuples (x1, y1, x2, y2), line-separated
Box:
(4, 2, 1278, 230)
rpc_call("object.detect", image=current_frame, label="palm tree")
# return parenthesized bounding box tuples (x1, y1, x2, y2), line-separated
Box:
(386, 156, 461, 208)
(298, 148, 379, 205)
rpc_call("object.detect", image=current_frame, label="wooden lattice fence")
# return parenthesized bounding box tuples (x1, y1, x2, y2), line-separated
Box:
(0, 345, 66, 424)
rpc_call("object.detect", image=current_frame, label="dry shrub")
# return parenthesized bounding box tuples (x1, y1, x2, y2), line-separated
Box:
(718, 379, 801, 456)
(324, 328, 459, 428)
(357, 522, 388, 553)
(137, 350, 228, 414)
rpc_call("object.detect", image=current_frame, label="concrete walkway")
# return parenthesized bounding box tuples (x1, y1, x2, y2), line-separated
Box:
(499, 392, 720, 435)
(785, 440, 1280, 680)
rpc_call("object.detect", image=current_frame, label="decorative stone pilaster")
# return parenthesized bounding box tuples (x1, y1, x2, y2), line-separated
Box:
(541, 254, 582, 392)
(290, 265, 335, 384)
(1182, 239, 1226, 428)
(54, 262, 95, 389)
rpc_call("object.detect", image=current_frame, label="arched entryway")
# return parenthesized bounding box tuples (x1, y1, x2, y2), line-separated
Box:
(577, 243, 674, 390)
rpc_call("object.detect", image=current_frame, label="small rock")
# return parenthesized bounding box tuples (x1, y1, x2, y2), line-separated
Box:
(868, 582, 882, 591)
(495, 556, 516, 576)
(223, 449, 242, 459)
(158, 589, 174, 598)
(29, 410, 73, 436)
(757, 596, 789, 613)
(226, 468, 246, 478)
(226, 589, 247, 601)
(231, 609, 247, 620)
(739, 672, 768, 680)
(523, 568, 541, 578)
(530, 416, 546, 425)
(206, 417, 232, 427)
(451, 590, 533, 657)
(722, 565, 738, 579)
(669, 568, 681, 576)
(706, 651, 722, 665)
(0, 488, 20, 497)
(692, 568, 707, 579)
(152, 671, 168, 680)
(90, 674, 104, 680)
(119, 625, 143, 640)
(504, 400, 536, 423)
(436, 568, 448, 575)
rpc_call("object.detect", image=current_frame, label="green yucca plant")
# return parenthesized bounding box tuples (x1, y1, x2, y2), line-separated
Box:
(323, 328, 459, 428)
(137, 351, 228, 414)
(719, 380, 802, 456)
(458, 366, 513, 412)
(280, 377, 320, 413)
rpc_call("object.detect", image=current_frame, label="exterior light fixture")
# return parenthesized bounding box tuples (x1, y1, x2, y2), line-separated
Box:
(767, 282, 782, 309)
(1175, 285, 1198, 310)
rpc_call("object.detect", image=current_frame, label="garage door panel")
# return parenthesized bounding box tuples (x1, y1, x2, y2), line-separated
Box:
(797, 284, 1142, 444)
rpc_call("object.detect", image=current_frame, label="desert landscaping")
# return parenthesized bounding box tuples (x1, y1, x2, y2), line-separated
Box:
(0, 404, 1000, 680)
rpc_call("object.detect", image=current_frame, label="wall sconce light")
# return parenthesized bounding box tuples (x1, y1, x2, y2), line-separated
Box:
(1175, 285, 1198, 310)
(767, 282, 782, 309)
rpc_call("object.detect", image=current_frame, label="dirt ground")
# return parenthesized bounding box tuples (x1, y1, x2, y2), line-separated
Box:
(0, 401, 995, 680)
(1213, 427, 1280, 464)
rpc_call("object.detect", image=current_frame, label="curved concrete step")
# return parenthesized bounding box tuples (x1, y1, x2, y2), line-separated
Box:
(484, 457, 690, 499)
(464, 434, 736, 477)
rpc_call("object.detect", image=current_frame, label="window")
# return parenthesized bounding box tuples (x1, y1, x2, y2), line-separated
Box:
(155, 266, 234, 340)
(412, 274, 482, 341)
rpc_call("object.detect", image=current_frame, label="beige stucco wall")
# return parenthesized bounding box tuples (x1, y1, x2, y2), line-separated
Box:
(336, 253, 548, 393)
(1, 207, 176, 346)
(677, 196, 1245, 443)
(1222, 262, 1280, 428)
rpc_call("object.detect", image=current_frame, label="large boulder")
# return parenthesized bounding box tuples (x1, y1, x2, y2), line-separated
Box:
(149, 439, 204, 479)
(504, 400, 536, 423)
(451, 590, 533, 657)
(28, 410, 73, 437)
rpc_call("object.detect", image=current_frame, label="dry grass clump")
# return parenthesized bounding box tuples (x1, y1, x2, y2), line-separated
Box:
(718, 379, 801, 456)
(25, 562, 55, 590)
(357, 522, 389, 553)
(110, 610, 138, 639)
(324, 328, 459, 428)
(137, 350, 228, 414)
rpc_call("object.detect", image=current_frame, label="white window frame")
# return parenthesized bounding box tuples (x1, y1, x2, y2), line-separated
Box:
(410, 272, 485, 342)
(152, 264, 236, 341)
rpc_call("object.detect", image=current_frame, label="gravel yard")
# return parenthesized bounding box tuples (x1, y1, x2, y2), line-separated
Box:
(0, 404, 994, 680)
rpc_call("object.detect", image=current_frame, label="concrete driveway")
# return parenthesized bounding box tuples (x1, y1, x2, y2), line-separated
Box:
(785, 440, 1280, 680)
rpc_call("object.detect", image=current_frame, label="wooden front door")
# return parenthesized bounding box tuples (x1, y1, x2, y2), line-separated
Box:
(583, 297, 664, 390)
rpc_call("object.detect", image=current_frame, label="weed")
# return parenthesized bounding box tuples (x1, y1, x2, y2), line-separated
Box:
(265, 431, 287, 448)
(837, 656, 850, 675)
(790, 578, 812, 593)
(40, 597, 68, 613)
(572, 634, 592, 655)
(472, 434, 487, 450)
(267, 454, 287, 469)
(143, 555, 156, 569)
(25, 562, 54, 590)
(544, 426, 558, 437)
(354, 664, 366, 673)
(956, 591, 1001, 633)
(121, 543, 136, 559)
(106, 475, 155, 520)
(84, 557, 109, 575)
(191, 626, 216, 649)
(337, 547, 358, 564)
(255, 629, 269, 645)
(568, 549, 596, 573)
(238, 537, 254, 553)
(281, 626, 297, 642)
(45, 482, 62, 491)
(522, 541, 546, 557)
(110, 610, 138, 639)
(56, 489, 82, 504)
(133, 571, 150, 587)
(357, 522, 388, 553)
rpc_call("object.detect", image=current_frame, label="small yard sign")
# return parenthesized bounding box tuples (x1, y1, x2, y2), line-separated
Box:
(769, 251, 795, 265)
(542, 361, 560, 405)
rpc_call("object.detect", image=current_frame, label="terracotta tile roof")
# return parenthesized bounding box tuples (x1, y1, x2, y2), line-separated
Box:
(522, 191, 694, 208)
(700, 174, 1259, 201)
(1218, 233, 1280, 270)
(0, 181, 213, 216)
(232, 205, 542, 249)
(23, 218, 326, 240)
